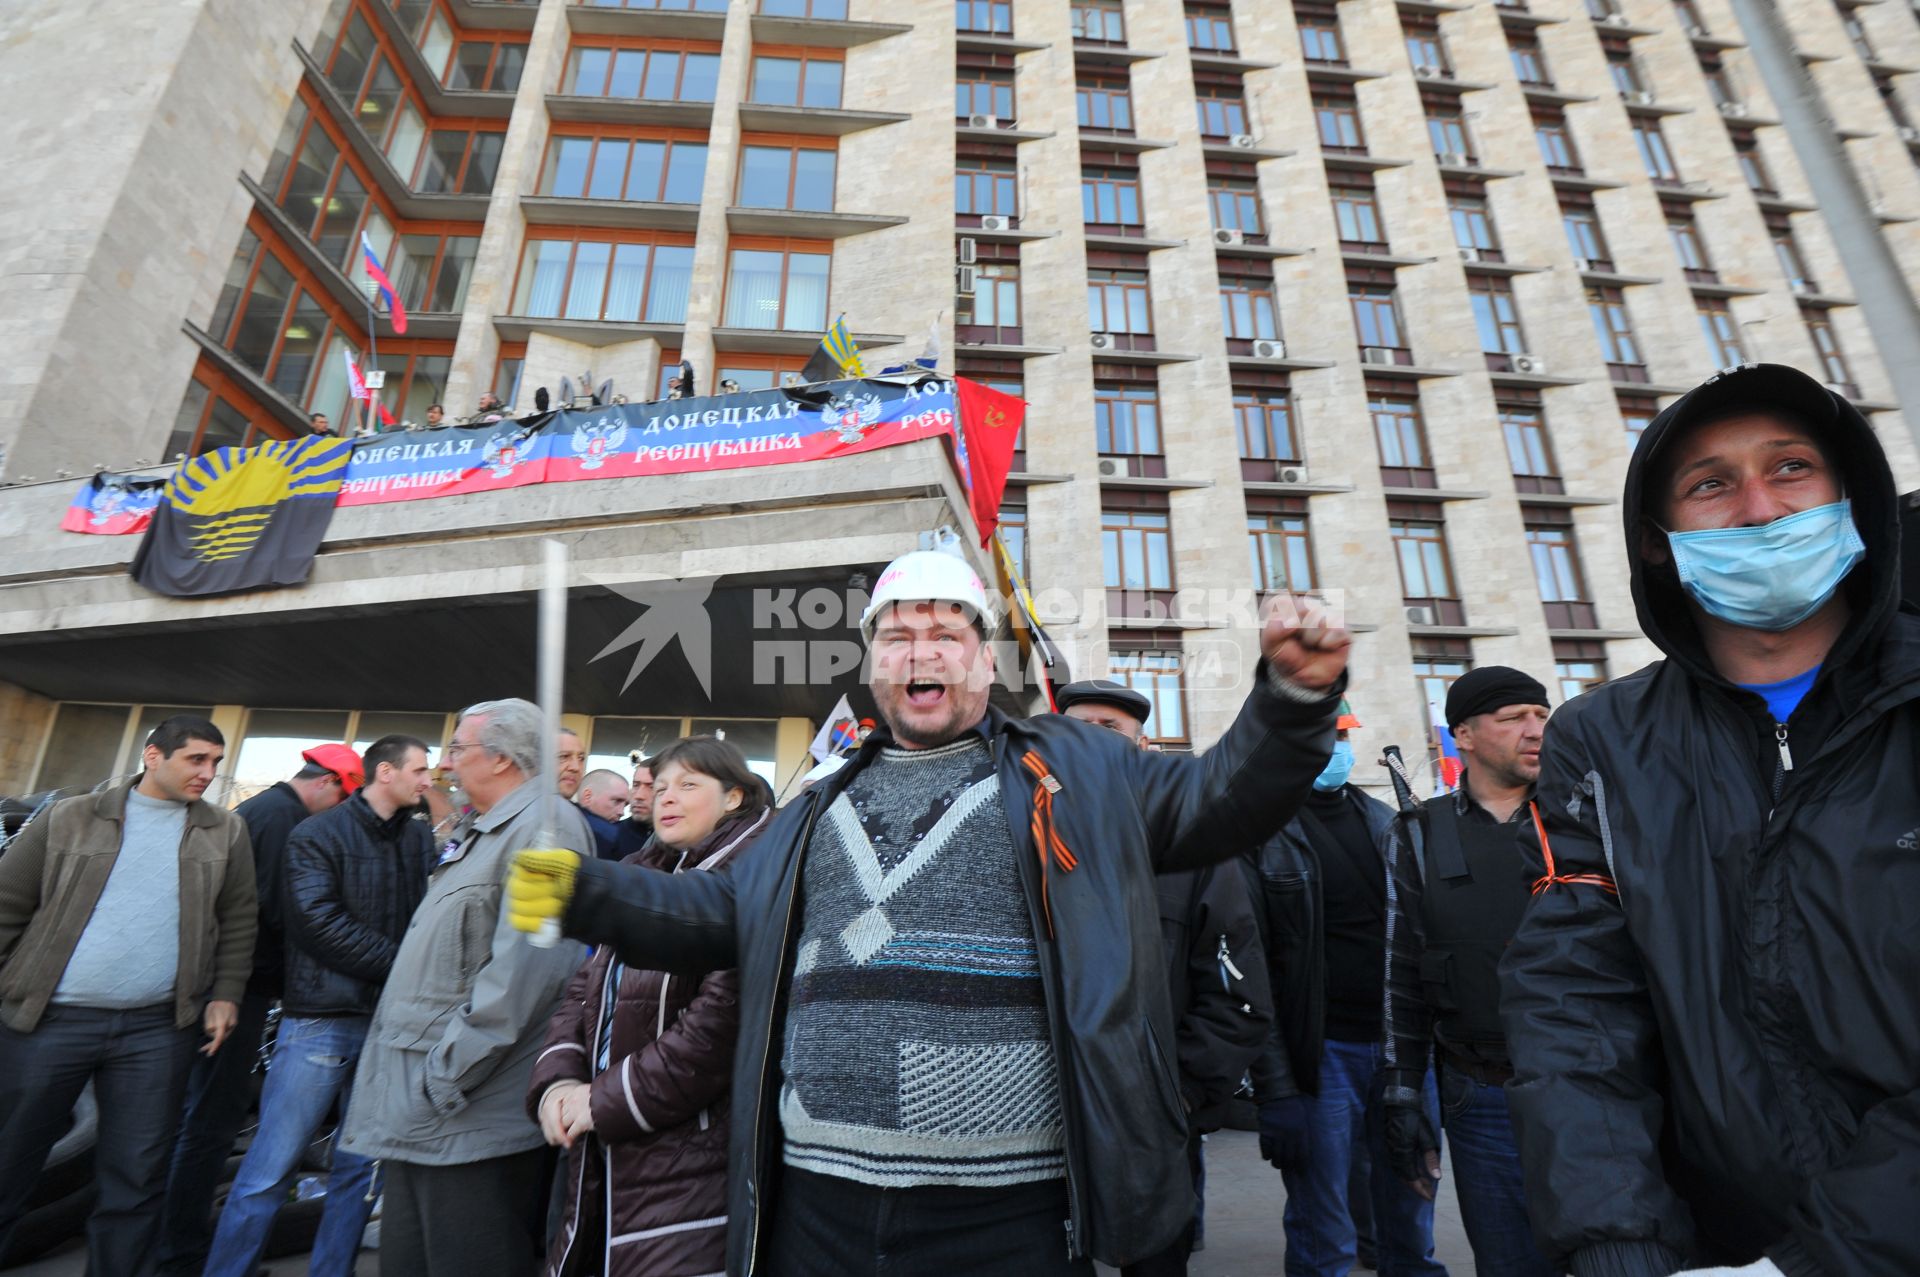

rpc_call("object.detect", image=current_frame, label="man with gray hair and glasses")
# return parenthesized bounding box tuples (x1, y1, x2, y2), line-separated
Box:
(339, 699, 592, 1277)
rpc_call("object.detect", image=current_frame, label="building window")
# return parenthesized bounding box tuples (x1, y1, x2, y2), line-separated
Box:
(513, 237, 695, 323)
(1620, 395, 1657, 453)
(1773, 227, 1816, 291)
(957, 73, 1015, 120)
(738, 144, 837, 211)
(1236, 389, 1299, 462)
(1102, 509, 1175, 601)
(445, 39, 526, 93)
(999, 500, 1028, 579)
(1527, 523, 1595, 627)
(1587, 286, 1642, 365)
(223, 246, 298, 374)
(1470, 276, 1527, 354)
(1210, 178, 1264, 233)
(1841, 9, 1876, 59)
(1350, 285, 1405, 349)
(1082, 167, 1144, 226)
(1373, 394, 1432, 483)
(1734, 135, 1775, 194)
(1535, 118, 1581, 170)
(956, 160, 1018, 217)
(1249, 512, 1317, 593)
(1674, 0, 1707, 32)
(1510, 37, 1549, 85)
(1109, 644, 1187, 743)
(1071, 0, 1126, 42)
(1332, 183, 1384, 245)
(750, 53, 844, 107)
(1697, 297, 1747, 365)
(1095, 383, 1163, 455)
(1300, 19, 1346, 62)
(1414, 647, 1474, 722)
(1502, 405, 1560, 482)
(541, 135, 708, 203)
(1077, 76, 1135, 131)
(416, 127, 505, 195)
(1407, 28, 1450, 75)
(957, 262, 1020, 333)
(1585, 0, 1620, 19)
(1186, 5, 1236, 51)
(1555, 654, 1608, 701)
(1609, 53, 1646, 96)
(566, 45, 723, 101)
(1668, 214, 1714, 278)
(1315, 94, 1366, 149)
(1220, 280, 1280, 340)
(167, 380, 259, 459)
(1562, 204, 1612, 267)
(723, 245, 830, 330)
(1805, 311, 1855, 389)
(956, 0, 1013, 35)
(1450, 196, 1500, 254)
(1428, 111, 1473, 159)
(358, 225, 480, 314)
(1087, 269, 1153, 333)
(761, 0, 849, 16)
(1197, 89, 1250, 138)
(1392, 517, 1460, 601)
(1702, 64, 1737, 107)
(1632, 119, 1681, 181)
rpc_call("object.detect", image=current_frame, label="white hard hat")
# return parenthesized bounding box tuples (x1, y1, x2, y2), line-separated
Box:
(859, 550, 997, 640)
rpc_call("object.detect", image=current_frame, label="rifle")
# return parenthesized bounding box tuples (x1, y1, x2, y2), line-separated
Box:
(1380, 744, 1421, 816)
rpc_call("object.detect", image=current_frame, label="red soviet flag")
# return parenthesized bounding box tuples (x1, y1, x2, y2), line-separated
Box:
(953, 377, 1025, 545)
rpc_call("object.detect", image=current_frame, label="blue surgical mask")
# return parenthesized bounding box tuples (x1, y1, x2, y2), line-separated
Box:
(1665, 499, 1864, 632)
(1314, 739, 1355, 791)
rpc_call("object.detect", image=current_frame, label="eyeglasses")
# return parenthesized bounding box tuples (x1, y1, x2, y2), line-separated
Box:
(442, 741, 483, 759)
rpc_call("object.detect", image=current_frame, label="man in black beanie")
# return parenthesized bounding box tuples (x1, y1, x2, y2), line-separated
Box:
(1380, 666, 1555, 1277)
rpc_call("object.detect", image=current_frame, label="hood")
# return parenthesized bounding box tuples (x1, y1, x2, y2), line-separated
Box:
(1623, 363, 1900, 685)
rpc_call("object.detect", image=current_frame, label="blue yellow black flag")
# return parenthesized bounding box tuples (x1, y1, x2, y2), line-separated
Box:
(799, 314, 864, 383)
(130, 436, 353, 597)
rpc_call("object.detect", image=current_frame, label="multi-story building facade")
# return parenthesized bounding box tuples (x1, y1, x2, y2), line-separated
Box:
(1, 0, 1916, 796)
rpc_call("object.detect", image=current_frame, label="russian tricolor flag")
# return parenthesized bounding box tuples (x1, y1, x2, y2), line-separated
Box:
(1430, 701, 1464, 792)
(344, 350, 397, 428)
(361, 232, 408, 334)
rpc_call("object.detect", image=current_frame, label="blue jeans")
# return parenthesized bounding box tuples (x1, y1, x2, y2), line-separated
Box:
(1280, 1038, 1448, 1277)
(1439, 1069, 1555, 1277)
(202, 1016, 376, 1277)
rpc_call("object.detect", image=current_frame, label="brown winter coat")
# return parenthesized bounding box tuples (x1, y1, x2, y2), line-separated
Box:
(527, 806, 769, 1277)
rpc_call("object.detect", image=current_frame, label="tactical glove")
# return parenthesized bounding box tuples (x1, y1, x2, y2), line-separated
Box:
(506, 848, 582, 935)
(1256, 1094, 1315, 1173)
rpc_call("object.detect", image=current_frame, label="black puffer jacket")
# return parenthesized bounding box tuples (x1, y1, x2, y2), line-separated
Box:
(281, 792, 432, 1018)
(1499, 365, 1920, 1277)
(561, 667, 1339, 1273)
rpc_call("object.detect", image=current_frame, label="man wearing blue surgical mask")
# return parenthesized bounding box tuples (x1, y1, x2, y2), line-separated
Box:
(1501, 363, 1920, 1277)
(1244, 704, 1448, 1277)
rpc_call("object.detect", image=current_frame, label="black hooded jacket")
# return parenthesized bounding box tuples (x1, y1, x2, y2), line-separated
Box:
(1498, 365, 1920, 1277)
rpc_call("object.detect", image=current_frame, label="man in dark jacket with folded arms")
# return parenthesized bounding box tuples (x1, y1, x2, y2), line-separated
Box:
(201, 734, 433, 1277)
(506, 549, 1349, 1276)
(1501, 363, 1920, 1277)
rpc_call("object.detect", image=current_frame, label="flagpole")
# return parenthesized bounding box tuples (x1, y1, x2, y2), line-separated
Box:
(362, 279, 380, 436)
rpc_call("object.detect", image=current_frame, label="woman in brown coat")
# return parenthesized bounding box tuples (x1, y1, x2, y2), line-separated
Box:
(528, 735, 770, 1277)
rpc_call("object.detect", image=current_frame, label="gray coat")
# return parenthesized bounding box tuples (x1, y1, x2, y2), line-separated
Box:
(341, 777, 592, 1166)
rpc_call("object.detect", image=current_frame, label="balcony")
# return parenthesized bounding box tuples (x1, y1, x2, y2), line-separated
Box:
(491, 315, 688, 348)
(545, 94, 715, 128)
(724, 207, 910, 238)
(736, 102, 911, 136)
(1071, 40, 1162, 67)
(748, 11, 911, 47)
(567, 1, 726, 38)
(519, 196, 701, 231)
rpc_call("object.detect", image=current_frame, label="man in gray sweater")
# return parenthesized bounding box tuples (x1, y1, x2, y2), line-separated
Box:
(0, 715, 256, 1277)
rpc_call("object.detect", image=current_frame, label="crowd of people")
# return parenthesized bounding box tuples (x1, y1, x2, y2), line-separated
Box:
(0, 363, 1915, 1277)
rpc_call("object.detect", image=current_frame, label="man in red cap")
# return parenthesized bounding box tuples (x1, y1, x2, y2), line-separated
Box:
(157, 743, 361, 1275)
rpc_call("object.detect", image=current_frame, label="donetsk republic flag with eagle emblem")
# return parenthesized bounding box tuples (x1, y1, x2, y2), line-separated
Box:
(131, 436, 353, 597)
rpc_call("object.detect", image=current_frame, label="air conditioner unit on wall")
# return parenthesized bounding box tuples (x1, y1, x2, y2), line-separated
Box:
(1230, 133, 1258, 149)
(1361, 346, 1398, 365)
(1573, 256, 1597, 271)
(1090, 332, 1118, 350)
(1792, 280, 1815, 295)
(956, 265, 978, 295)
(1253, 338, 1287, 359)
(1414, 63, 1442, 78)
(1405, 605, 1438, 626)
(1627, 90, 1657, 105)
(958, 237, 978, 264)
(1687, 24, 1712, 38)
(1602, 11, 1631, 26)
(1511, 353, 1547, 374)
(979, 215, 1012, 231)
(1438, 151, 1473, 166)
(1459, 246, 1482, 262)
(967, 113, 1001, 129)
(1216, 227, 1246, 246)
(1278, 464, 1311, 485)
(1097, 457, 1126, 478)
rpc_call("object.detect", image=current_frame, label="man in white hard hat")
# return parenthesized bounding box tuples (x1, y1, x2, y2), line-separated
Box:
(505, 548, 1350, 1276)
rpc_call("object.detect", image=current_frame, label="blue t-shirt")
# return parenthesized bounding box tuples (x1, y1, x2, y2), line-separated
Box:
(1738, 664, 1821, 724)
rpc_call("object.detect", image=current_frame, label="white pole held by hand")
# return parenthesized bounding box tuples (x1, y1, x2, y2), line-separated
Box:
(532, 538, 568, 948)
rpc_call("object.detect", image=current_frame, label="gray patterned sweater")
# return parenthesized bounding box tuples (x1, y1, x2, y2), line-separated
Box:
(778, 734, 1065, 1187)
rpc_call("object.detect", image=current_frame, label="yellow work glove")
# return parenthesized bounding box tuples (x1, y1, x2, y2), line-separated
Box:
(507, 848, 582, 937)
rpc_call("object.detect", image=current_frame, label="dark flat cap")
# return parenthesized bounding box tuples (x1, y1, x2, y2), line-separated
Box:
(1446, 666, 1549, 730)
(1055, 678, 1152, 724)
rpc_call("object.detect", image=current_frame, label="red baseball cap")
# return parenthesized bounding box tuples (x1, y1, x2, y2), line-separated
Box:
(302, 744, 365, 795)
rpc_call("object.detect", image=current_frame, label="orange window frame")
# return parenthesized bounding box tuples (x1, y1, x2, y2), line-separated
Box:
(722, 235, 834, 329)
(734, 133, 838, 209)
(508, 228, 697, 322)
(748, 45, 846, 107)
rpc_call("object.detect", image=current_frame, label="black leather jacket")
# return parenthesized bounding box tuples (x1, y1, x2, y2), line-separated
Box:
(1157, 863, 1271, 1131)
(1242, 786, 1396, 1102)
(562, 668, 1339, 1272)
(280, 792, 432, 1018)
